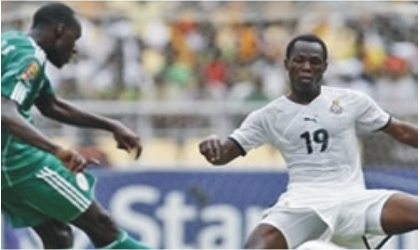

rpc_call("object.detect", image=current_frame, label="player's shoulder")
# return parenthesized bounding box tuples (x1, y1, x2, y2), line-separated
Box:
(2, 31, 46, 64)
(245, 96, 291, 124)
(2, 31, 31, 47)
(322, 86, 369, 101)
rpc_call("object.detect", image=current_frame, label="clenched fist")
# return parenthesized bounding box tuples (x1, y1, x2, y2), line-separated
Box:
(199, 134, 223, 164)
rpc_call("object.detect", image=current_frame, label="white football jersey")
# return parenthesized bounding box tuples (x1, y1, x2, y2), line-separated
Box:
(230, 86, 390, 194)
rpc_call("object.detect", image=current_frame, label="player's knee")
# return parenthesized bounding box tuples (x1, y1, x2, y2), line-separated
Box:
(244, 238, 266, 249)
(74, 203, 118, 231)
(53, 226, 74, 249)
(33, 221, 74, 249)
(84, 210, 118, 235)
(402, 195, 418, 229)
(244, 224, 288, 249)
(381, 193, 418, 233)
(95, 210, 118, 231)
(407, 213, 418, 230)
(72, 204, 119, 245)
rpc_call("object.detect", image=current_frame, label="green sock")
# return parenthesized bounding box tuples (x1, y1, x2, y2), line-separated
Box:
(102, 230, 151, 249)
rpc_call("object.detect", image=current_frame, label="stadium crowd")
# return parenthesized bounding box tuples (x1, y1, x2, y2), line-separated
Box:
(1, 1, 417, 168)
(2, 1, 418, 104)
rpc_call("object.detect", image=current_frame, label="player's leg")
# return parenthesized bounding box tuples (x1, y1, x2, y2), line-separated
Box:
(32, 219, 74, 249)
(12, 164, 151, 249)
(3, 197, 74, 249)
(331, 190, 411, 249)
(244, 208, 329, 249)
(2, 184, 74, 249)
(245, 223, 288, 249)
(378, 192, 417, 234)
(70, 201, 150, 249)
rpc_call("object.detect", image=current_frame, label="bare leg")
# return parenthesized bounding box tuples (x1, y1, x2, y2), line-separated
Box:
(245, 224, 288, 249)
(71, 201, 119, 248)
(32, 219, 73, 249)
(380, 192, 417, 234)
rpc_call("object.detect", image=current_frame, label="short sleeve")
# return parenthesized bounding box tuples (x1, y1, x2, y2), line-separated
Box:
(39, 77, 55, 96)
(2, 56, 42, 105)
(355, 92, 390, 132)
(229, 109, 269, 154)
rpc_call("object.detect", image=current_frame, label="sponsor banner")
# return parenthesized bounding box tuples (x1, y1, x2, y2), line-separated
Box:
(2, 169, 417, 249)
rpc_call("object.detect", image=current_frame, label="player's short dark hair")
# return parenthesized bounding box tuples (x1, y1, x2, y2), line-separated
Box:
(32, 2, 78, 29)
(286, 34, 328, 61)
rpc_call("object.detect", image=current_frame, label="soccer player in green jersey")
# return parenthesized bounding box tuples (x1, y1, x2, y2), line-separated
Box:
(2, 3, 150, 249)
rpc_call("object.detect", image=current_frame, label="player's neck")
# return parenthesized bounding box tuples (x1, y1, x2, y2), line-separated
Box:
(28, 29, 49, 53)
(287, 89, 321, 105)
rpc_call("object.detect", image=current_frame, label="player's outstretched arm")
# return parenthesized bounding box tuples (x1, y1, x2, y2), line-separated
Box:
(3, 96, 63, 154)
(382, 117, 418, 148)
(2, 96, 95, 171)
(35, 94, 142, 159)
(198, 134, 242, 165)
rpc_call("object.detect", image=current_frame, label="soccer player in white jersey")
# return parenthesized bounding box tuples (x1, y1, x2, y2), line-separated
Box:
(198, 34, 418, 249)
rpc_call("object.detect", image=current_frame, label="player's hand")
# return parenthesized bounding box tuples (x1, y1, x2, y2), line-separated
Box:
(112, 123, 142, 160)
(55, 148, 100, 172)
(199, 134, 223, 164)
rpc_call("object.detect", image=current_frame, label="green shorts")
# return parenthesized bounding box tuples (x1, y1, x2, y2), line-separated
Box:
(2, 164, 96, 228)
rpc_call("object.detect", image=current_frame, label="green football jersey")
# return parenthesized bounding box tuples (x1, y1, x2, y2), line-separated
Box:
(2, 31, 57, 188)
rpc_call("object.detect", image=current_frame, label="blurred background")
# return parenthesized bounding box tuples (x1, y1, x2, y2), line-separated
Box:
(1, 1, 418, 249)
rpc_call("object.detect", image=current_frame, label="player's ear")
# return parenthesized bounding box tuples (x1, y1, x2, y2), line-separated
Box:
(55, 23, 65, 38)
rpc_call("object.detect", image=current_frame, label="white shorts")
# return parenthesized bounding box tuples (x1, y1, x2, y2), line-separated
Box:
(296, 240, 346, 250)
(259, 189, 396, 249)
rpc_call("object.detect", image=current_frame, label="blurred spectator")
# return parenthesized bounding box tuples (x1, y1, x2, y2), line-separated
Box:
(327, 58, 376, 98)
(244, 76, 271, 103)
(202, 48, 230, 99)
(376, 55, 417, 103)
(161, 51, 195, 101)
(204, 48, 228, 84)
(1, 1, 417, 169)
(361, 25, 389, 78)
(143, 18, 170, 50)
(2, 1, 417, 103)
(237, 22, 258, 63)
(388, 42, 418, 80)
(260, 22, 290, 59)
(142, 46, 166, 77)
(228, 68, 255, 101)
(252, 54, 287, 99)
(216, 24, 237, 60)
(149, 73, 172, 101)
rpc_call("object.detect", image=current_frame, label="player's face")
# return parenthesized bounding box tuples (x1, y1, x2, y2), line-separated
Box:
(284, 41, 327, 94)
(48, 22, 81, 68)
